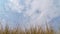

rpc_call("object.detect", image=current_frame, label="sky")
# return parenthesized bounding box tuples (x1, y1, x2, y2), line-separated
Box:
(0, 0, 60, 30)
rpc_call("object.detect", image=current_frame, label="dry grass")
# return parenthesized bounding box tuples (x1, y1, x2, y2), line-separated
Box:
(0, 23, 59, 34)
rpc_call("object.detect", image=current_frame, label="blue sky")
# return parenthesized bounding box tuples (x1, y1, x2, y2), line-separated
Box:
(0, 0, 60, 30)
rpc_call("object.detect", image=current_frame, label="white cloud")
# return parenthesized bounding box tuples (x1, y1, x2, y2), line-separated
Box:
(5, 0, 25, 13)
(1, 0, 60, 28)
(24, 0, 60, 26)
(24, 0, 50, 23)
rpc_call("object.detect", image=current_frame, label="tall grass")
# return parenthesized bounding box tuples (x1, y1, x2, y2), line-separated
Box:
(0, 22, 59, 34)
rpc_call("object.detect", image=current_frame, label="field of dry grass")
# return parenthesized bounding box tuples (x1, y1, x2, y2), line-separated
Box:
(0, 23, 60, 34)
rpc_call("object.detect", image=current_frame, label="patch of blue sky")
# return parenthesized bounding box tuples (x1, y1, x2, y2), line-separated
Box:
(53, 0, 60, 8)
(0, 9, 30, 27)
(19, 0, 25, 5)
(49, 16, 60, 31)
(0, 0, 9, 12)
(18, 0, 33, 12)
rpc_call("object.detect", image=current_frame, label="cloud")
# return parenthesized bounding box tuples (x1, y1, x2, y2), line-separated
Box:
(0, 0, 60, 28)
(24, 0, 52, 24)
(24, 0, 60, 27)
(4, 0, 24, 13)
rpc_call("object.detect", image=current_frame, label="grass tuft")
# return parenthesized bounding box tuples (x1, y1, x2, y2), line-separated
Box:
(0, 22, 60, 34)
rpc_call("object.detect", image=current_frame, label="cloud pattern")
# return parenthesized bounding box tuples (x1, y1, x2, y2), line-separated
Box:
(0, 0, 60, 29)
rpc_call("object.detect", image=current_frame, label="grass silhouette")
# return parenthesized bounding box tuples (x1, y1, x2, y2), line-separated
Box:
(0, 22, 59, 34)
